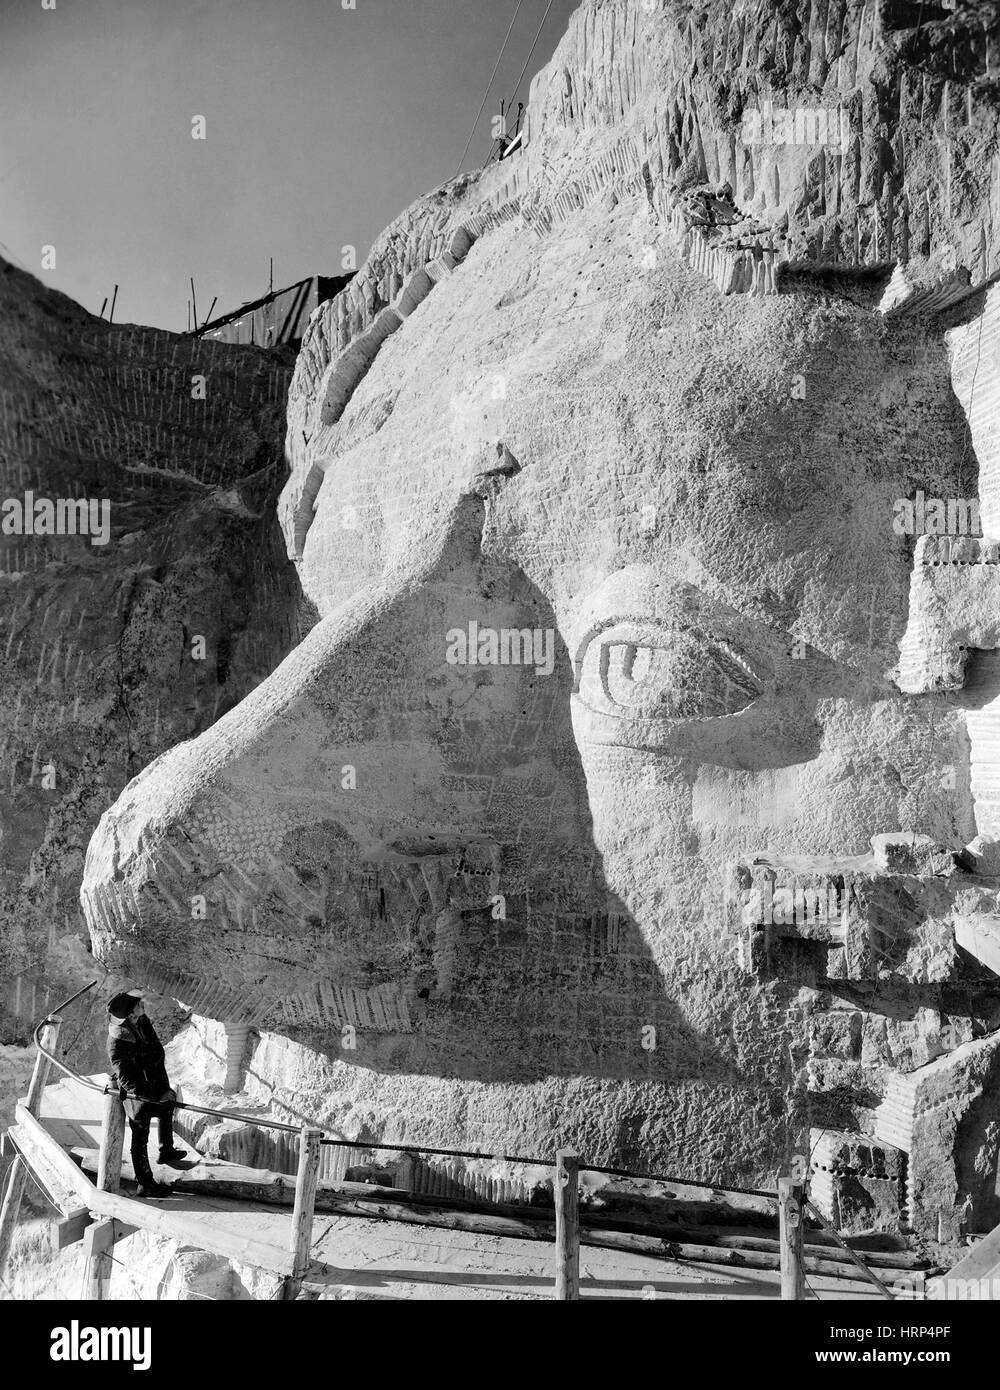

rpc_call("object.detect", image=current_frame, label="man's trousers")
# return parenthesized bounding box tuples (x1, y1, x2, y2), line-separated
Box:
(127, 1101, 175, 1186)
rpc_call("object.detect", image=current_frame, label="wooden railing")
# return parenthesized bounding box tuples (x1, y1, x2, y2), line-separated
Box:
(1, 983, 585, 1300)
(3, 979, 898, 1301)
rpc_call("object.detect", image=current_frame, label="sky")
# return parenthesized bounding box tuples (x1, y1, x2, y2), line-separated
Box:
(0, 0, 578, 331)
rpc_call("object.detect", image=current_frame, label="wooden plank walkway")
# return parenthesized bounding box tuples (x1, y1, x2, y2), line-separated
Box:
(10, 1074, 888, 1300)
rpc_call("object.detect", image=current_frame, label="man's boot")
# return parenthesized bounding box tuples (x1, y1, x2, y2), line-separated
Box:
(157, 1108, 186, 1166)
(134, 1144, 171, 1199)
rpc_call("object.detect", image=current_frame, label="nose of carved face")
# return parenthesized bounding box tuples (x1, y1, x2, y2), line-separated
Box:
(81, 496, 588, 1044)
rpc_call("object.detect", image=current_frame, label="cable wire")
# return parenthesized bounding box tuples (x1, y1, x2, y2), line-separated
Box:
(503, 0, 557, 121)
(0, 237, 30, 272)
(104, 1250, 221, 1301)
(16, 1156, 61, 1216)
(453, 0, 527, 176)
(60, 987, 98, 1061)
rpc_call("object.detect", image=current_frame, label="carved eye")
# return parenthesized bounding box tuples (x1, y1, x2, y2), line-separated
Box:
(576, 623, 764, 722)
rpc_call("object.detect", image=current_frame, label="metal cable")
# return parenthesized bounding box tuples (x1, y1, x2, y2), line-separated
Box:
(59, 987, 99, 1061)
(503, 0, 556, 118)
(15, 1155, 61, 1216)
(803, 1196, 894, 1299)
(104, 1250, 221, 1302)
(453, 0, 527, 176)
(0, 237, 30, 272)
(317, 1133, 779, 1200)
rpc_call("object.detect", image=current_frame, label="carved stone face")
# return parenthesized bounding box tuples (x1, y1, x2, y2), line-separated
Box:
(81, 1, 1000, 1188)
(82, 184, 975, 1176)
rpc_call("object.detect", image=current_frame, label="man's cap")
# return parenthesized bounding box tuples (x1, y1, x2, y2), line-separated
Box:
(107, 990, 144, 1019)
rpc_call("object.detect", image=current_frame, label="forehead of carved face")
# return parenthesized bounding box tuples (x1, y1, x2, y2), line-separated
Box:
(302, 201, 963, 613)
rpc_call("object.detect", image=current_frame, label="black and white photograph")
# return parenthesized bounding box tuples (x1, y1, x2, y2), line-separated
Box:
(0, 0, 997, 1363)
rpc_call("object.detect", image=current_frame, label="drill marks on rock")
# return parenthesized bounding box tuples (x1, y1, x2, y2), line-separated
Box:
(575, 0, 1000, 281)
(956, 650, 1000, 845)
(873, 1033, 1000, 1234)
(89, 817, 487, 1035)
(894, 288, 1000, 702)
(877, 262, 984, 319)
(669, 203, 780, 296)
(521, 135, 646, 238)
(106, 948, 414, 1037)
(809, 1127, 906, 1234)
(949, 282, 1000, 535)
(276, 979, 412, 1034)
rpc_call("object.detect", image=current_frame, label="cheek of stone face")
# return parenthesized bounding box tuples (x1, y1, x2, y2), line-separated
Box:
(575, 689, 969, 945)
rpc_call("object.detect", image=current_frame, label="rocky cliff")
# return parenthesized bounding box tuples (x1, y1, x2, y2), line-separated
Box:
(0, 261, 303, 1089)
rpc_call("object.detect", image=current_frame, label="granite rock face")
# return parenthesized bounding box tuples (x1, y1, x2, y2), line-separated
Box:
(3, 1219, 282, 1301)
(79, 0, 1000, 1221)
(809, 1128, 905, 1234)
(0, 261, 303, 1072)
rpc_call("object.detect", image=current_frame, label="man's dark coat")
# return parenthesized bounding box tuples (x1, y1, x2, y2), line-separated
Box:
(107, 1014, 171, 1121)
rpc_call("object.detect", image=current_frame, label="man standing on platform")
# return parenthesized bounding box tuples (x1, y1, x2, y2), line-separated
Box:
(106, 991, 186, 1199)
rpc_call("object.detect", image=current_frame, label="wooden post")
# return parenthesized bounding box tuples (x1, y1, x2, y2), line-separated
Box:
(53, 1207, 94, 1250)
(25, 1016, 62, 1114)
(81, 1218, 116, 1301)
(0, 1158, 30, 1282)
(554, 1148, 580, 1300)
(0, 1015, 63, 1281)
(778, 1176, 806, 1300)
(283, 1127, 321, 1300)
(97, 1089, 127, 1194)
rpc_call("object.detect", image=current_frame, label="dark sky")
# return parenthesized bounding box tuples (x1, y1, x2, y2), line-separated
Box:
(0, 0, 578, 330)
